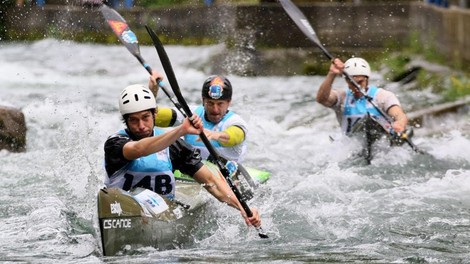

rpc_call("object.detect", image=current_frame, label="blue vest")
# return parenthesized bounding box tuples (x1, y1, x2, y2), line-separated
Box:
(341, 86, 387, 135)
(184, 105, 235, 159)
(105, 128, 175, 200)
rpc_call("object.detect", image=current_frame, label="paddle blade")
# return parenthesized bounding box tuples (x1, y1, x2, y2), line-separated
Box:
(279, 0, 333, 60)
(100, 4, 141, 58)
(279, 0, 319, 44)
(145, 25, 193, 116)
(257, 227, 269, 238)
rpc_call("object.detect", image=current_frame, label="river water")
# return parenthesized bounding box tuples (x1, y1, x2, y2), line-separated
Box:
(1, 39, 470, 263)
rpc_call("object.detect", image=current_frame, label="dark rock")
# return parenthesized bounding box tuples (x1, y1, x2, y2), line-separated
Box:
(0, 106, 27, 152)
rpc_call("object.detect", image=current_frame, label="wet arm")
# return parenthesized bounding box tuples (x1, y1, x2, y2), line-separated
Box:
(317, 72, 340, 107)
(123, 125, 188, 160)
(204, 125, 245, 147)
(148, 70, 165, 97)
(317, 58, 343, 107)
(193, 165, 261, 226)
(124, 115, 203, 160)
(193, 166, 242, 208)
(387, 105, 408, 133)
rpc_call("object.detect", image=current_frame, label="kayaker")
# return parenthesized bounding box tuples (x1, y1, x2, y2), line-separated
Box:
(316, 57, 409, 136)
(103, 84, 261, 227)
(149, 73, 248, 163)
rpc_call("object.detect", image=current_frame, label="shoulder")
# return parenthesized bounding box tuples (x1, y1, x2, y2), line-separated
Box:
(376, 88, 398, 100)
(226, 110, 243, 120)
(330, 89, 346, 109)
(155, 107, 179, 127)
(194, 105, 205, 114)
(105, 133, 131, 152)
(106, 132, 130, 142)
(225, 111, 248, 129)
(376, 88, 401, 108)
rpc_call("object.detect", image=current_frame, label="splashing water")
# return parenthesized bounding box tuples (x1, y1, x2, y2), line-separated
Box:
(1, 39, 469, 263)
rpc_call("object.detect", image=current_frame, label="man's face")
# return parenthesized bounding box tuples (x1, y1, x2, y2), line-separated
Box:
(203, 98, 231, 123)
(126, 110, 154, 139)
(346, 75, 368, 97)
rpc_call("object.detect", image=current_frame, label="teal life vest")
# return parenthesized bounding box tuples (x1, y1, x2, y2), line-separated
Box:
(104, 128, 175, 200)
(341, 86, 388, 135)
(184, 105, 247, 162)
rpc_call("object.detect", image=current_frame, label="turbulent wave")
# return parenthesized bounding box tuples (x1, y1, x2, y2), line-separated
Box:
(0, 40, 469, 263)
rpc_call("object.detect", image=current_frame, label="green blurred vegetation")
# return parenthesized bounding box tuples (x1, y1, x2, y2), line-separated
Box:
(3, 0, 468, 102)
(136, 0, 194, 8)
(379, 31, 470, 102)
(135, 0, 260, 7)
(135, 0, 415, 8)
(0, 0, 15, 41)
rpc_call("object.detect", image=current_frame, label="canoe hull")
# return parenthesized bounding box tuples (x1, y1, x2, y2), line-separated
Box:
(97, 161, 271, 256)
(97, 182, 207, 256)
(349, 115, 414, 163)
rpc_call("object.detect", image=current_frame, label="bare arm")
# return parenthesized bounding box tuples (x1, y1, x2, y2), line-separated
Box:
(317, 72, 340, 107)
(192, 165, 261, 227)
(148, 70, 165, 97)
(316, 58, 344, 107)
(377, 90, 408, 134)
(387, 105, 408, 133)
(123, 114, 203, 160)
(203, 126, 245, 147)
(205, 130, 230, 144)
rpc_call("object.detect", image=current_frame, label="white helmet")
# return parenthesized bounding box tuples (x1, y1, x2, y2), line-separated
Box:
(119, 84, 156, 115)
(344, 57, 371, 77)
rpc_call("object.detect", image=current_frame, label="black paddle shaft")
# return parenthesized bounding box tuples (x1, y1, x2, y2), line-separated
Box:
(145, 25, 268, 238)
